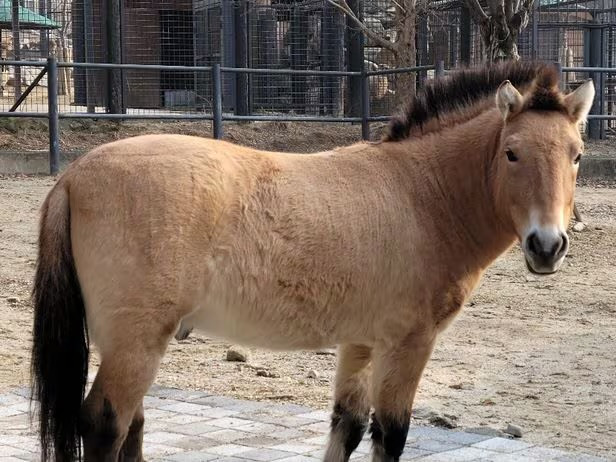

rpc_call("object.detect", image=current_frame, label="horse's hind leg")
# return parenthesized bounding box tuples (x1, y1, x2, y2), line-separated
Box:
(370, 332, 436, 462)
(119, 403, 145, 462)
(79, 321, 173, 461)
(325, 344, 372, 462)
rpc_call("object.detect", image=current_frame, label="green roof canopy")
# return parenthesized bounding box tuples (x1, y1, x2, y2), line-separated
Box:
(0, 0, 59, 30)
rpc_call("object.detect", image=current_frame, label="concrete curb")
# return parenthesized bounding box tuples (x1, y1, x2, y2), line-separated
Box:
(1, 151, 616, 180)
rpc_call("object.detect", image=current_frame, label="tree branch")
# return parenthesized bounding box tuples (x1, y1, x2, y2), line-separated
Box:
(324, 0, 398, 52)
(464, 0, 489, 25)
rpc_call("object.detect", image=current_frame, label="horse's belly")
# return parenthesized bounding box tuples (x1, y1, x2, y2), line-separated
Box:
(183, 282, 339, 350)
(184, 303, 333, 350)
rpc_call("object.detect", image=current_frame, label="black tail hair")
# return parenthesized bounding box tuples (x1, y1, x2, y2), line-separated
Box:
(31, 182, 89, 461)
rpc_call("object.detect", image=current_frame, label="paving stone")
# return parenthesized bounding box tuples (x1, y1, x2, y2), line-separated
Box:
(266, 415, 319, 428)
(237, 422, 285, 435)
(408, 426, 461, 442)
(146, 409, 180, 420)
(399, 447, 434, 460)
(162, 413, 211, 425)
(266, 428, 307, 440)
(164, 389, 211, 402)
(0, 415, 30, 433)
(0, 389, 606, 462)
(144, 395, 183, 409)
(301, 435, 328, 446)
(275, 455, 321, 462)
(170, 435, 220, 451)
(206, 443, 252, 456)
(268, 442, 320, 454)
(0, 405, 26, 419)
(471, 438, 534, 453)
(192, 407, 240, 419)
(163, 450, 218, 461)
(142, 443, 184, 458)
(143, 431, 189, 446)
(148, 385, 189, 399)
(222, 401, 270, 413)
(409, 439, 463, 453)
(239, 448, 295, 461)
(0, 445, 29, 457)
(207, 417, 253, 429)
(301, 421, 330, 434)
(475, 453, 542, 461)
(193, 396, 246, 408)
(0, 395, 25, 407)
(418, 447, 500, 461)
(206, 430, 253, 443)
(209, 458, 252, 462)
(159, 402, 215, 416)
(165, 421, 221, 436)
(0, 436, 39, 453)
(441, 432, 493, 446)
(235, 436, 285, 448)
(9, 388, 30, 399)
(295, 410, 330, 421)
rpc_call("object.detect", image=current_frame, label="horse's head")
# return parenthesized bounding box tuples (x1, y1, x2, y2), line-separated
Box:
(493, 70, 594, 274)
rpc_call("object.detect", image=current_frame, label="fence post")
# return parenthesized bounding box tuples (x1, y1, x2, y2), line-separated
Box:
(586, 26, 603, 140)
(460, 5, 471, 65)
(554, 61, 563, 90)
(234, 0, 249, 116)
(212, 63, 223, 140)
(361, 69, 370, 141)
(47, 57, 60, 175)
(436, 60, 445, 79)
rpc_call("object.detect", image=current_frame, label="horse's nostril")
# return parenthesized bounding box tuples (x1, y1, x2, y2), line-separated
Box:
(527, 231, 568, 261)
(527, 232, 540, 255)
(556, 232, 569, 257)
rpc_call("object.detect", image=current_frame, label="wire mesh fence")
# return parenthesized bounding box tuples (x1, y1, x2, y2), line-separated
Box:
(1, 0, 616, 137)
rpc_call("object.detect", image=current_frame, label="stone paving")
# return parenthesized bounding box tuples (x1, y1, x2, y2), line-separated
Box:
(0, 385, 608, 462)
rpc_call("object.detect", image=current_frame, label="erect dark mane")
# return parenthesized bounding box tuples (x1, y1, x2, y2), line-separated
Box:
(384, 61, 564, 142)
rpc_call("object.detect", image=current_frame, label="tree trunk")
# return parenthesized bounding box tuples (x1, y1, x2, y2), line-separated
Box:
(394, 0, 417, 97)
(479, 21, 520, 61)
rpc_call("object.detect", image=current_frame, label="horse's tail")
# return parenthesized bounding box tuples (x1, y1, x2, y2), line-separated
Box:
(31, 180, 89, 462)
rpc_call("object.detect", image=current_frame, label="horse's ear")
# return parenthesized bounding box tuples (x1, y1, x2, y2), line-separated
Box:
(564, 79, 595, 123)
(496, 80, 524, 120)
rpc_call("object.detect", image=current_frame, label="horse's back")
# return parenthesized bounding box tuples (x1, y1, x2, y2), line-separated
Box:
(64, 135, 266, 352)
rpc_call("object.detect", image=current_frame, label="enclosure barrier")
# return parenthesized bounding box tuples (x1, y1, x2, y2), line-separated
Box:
(0, 59, 614, 175)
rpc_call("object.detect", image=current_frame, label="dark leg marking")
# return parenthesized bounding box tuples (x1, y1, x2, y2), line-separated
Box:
(119, 409, 144, 462)
(370, 411, 411, 461)
(79, 398, 121, 461)
(330, 402, 369, 458)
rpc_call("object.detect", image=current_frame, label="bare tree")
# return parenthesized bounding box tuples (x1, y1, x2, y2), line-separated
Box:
(465, 0, 535, 61)
(325, 0, 419, 94)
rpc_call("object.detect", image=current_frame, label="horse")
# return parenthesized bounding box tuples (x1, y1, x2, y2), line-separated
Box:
(30, 61, 594, 462)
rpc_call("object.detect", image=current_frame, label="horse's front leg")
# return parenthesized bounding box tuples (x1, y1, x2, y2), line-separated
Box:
(370, 330, 436, 462)
(325, 344, 372, 462)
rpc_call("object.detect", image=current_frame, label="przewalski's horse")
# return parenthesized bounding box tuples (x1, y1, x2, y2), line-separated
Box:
(31, 61, 594, 462)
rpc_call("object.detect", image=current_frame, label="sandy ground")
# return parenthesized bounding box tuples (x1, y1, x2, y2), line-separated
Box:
(1, 174, 615, 458)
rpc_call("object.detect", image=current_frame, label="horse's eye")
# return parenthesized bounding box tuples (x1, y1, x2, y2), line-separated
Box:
(506, 149, 518, 162)
(574, 153, 582, 164)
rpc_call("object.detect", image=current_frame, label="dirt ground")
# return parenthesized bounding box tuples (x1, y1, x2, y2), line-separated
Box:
(0, 129, 615, 458)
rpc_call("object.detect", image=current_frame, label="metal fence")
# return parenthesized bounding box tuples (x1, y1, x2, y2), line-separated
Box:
(0, 58, 437, 174)
(2, 58, 614, 175)
(0, 1, 608, 123)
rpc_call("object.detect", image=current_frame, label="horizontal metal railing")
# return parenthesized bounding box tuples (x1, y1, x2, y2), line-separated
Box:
(0, 58, 614, 174)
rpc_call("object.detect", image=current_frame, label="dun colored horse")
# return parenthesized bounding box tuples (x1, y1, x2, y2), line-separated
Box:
(31, 62, 594, 461)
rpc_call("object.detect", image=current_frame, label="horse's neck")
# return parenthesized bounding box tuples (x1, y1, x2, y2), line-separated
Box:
(392, 110, 516, 276)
